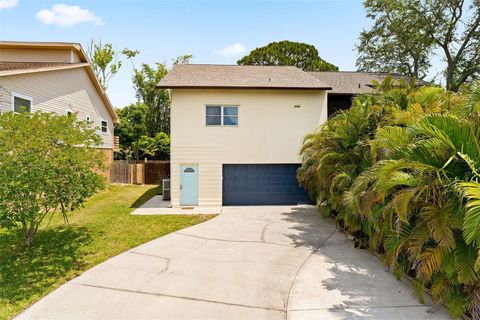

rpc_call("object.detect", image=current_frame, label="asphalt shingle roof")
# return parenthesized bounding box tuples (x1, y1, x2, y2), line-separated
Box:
(309, 71, 428, 94)
(157, 64, 332, 89)
(309, 71, 411, 94)
(0, 61, 72, 72)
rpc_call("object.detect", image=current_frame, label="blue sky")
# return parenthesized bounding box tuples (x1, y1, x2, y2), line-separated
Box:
(0, 0, 370, 107)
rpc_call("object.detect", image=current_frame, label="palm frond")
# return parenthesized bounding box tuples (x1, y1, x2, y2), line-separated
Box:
(459, 181, 480, 245)
(416, 246, 446, 280)
(454, 238, 479, 284)
(444, 290, 468, 319)
(421, 204, 455, 249)
(389, 189, 416, 223)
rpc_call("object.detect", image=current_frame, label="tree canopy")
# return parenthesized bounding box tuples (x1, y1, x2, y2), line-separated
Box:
(114, 54, 192, 160)
(132, 63, 171, 136)
(237, 40, 338, 71)
(115, 102, 147, 159)
(357, 0, 480, 92)
(87, 40, 123, 91)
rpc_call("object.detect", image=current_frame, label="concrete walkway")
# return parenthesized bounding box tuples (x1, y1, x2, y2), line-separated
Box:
(17, 206, 449, 320)
(131, 195, 222, 215)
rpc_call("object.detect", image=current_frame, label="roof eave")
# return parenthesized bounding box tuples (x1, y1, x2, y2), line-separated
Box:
(328, 91, 370, 95)
(0, 63, 89, 76)
(156, 85, 332, 90)
(82, 65, 119, 123)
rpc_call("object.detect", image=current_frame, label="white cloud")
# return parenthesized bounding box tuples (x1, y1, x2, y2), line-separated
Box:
(36, 4, 103, 27)
(0, 0, 18, 10)
(216, 43, 247, 57)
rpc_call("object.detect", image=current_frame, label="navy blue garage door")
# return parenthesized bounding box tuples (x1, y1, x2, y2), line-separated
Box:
(222, 164, 312, 205)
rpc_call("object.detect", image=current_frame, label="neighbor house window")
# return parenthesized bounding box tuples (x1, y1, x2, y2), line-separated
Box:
(101, 120, 108, 133)
(66, 109, 73, 117)
(12, 93, 32, 113)
(206, 105, 238, 126)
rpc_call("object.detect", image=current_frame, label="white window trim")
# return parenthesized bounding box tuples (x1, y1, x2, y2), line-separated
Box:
(205, 105, 239, 127)
(86, 115, 91, 122)
(66, 108, 73, 117)
(11, 92, 33, 113)
(100, 119, 108, 134)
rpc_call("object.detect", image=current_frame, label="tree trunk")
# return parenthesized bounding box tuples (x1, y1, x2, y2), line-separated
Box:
(25, 232, 33, 246)
(445, 60, 456, 92)
(24, 223, 37, 246)
(451, 83, 460, 93)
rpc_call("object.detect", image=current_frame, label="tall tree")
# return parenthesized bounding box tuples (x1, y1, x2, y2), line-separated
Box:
(131, 55, 192, 136)
(237, 40, 338, 71)
(356, 0, 433, 80)
(114, 102, 147, 160)
(417, 0, 480, 91)
(122, 48, 140, 69)
(172, 54, 193, 66)
(132, 63, 171, 136)
(87, 40, 123, 90)
(357, 0, 480, 92)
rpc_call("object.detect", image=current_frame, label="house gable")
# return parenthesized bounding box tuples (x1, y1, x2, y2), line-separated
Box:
(0, 41, 118, 123)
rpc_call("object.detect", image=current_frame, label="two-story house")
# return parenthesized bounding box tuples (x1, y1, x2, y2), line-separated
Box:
(0, 41, 118, 172)
(157, 64, 332, 207)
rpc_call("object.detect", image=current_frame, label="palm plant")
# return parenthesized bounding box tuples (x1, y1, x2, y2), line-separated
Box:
(298, 95, 386, 234)
(300, 79, 480, 319)
(348, 105, 480, 318)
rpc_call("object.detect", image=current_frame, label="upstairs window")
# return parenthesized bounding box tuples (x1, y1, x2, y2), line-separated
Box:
(223, 106, 238, 125)
(206, 105, 238, 126)
(101, 120, 108, 133)
(206, 106, 221, 125)
(12, 93, 32, 113)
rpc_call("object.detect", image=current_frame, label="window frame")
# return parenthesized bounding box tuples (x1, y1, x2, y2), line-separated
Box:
(205, 105, 222, 126)
(11, 92, 33, 113)
(100, 119, 108, 134)
(66, 108, 74, 117)
(205, 105, 239, 127)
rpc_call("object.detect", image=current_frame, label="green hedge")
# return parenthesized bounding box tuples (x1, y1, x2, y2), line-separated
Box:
(298, 78, 480, 319)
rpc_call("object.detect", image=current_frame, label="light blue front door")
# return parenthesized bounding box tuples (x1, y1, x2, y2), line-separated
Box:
(180, 165, 198, 206)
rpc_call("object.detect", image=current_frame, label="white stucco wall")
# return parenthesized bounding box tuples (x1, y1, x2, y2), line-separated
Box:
(0, 67, 114, 149)
(170, 88, 328, 207)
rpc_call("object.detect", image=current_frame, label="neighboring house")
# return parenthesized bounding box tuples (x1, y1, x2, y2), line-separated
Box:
(0, 41, 119, 173)
(157, 64, 331, 207)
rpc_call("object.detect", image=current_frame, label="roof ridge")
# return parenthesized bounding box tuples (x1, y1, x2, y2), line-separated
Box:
(159, 64, 331, 89)
(0, 40, 81, 46)
(176, 63, 300, 68)
(310, 70, 403, 75)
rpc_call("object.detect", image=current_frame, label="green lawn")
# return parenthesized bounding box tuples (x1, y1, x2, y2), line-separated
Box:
(0, 184, 215, 320)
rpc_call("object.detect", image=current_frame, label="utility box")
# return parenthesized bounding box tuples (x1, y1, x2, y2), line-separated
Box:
(162, 179, 171, 201)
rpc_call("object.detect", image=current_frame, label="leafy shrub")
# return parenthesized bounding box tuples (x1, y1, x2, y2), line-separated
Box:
(0, 112, 105, 246)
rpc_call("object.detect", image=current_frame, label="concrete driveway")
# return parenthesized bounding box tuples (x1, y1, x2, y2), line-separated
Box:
(17, 206, 448, 320)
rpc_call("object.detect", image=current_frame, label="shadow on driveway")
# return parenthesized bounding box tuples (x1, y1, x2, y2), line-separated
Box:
(280, 206, 446, 320)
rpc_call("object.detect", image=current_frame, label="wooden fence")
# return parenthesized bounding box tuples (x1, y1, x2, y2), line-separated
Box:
(110, 160, 170, 185)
